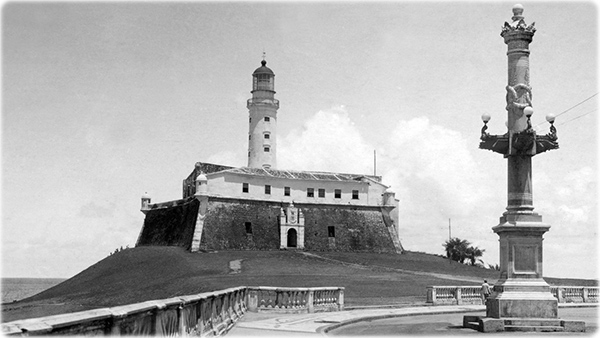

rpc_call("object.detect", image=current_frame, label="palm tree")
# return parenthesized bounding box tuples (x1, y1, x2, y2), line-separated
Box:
(443, 238, 471, 264)
(465, 246, 485, 266)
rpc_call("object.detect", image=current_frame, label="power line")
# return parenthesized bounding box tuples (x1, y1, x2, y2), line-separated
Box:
(556, 108, 597, 127)
(533, 92, 598, 128)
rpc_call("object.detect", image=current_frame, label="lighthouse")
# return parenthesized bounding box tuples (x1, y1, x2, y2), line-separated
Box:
(247, 58, 279, 169)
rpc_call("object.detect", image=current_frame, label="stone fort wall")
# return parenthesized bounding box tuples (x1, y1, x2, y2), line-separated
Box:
(137, 197, 200, 250)
(137, 197, 398, 253)
(198, 197, 397, 253)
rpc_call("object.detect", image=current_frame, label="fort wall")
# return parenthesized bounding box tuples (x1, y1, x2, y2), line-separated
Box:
(199, 198, 282, 251)
(195, 197, 397, 253)
(137, 197, 200, 250)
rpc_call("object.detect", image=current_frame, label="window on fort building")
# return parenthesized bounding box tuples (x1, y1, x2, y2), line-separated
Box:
(242, 183, 249, 193)
(284, 186, 291, 196)
(264, 116, 270, 122)
(328, 226, 335, 238)
(265, 185, 271, 195)
(307, 188, 314, 198)
(249, 134, 251, 140)
(334, 189, 342, 199)
(264, 133, 270, 139)
(264, 146, 270, 152)
(245, 222, 253, 234)
(352, 190, 359, 200)
(318, 188, 325, 198)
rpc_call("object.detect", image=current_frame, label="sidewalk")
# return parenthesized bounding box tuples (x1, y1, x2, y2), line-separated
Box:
(227, 303, 598, 336)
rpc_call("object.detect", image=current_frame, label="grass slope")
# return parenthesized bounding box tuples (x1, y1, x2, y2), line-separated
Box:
(2, 247, 596, 322)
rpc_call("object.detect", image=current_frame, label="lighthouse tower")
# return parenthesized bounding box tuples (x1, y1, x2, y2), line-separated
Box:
(247, 59, 279, 169)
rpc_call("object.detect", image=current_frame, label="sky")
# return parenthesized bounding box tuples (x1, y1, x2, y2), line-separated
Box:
(2, 1, 598, 280)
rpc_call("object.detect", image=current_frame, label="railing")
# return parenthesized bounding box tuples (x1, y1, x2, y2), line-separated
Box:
(2, 286, 344, 336)
(426, 286, 488, 305)
(247, 98, 279, 109)
(427, 285, 599, 306)
(550, 286, 599, 303)
(247, 286, 344, 313)
(146, 198, 191, 210)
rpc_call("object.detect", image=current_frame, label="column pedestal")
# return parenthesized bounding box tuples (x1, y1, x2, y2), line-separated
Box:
(486, 212, 558, 319)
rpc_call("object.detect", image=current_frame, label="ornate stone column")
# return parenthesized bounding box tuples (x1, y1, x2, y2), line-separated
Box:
(479, 4, 559, 319)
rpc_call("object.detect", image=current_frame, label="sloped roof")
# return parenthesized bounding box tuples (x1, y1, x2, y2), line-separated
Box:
(212, 166, 383, 184)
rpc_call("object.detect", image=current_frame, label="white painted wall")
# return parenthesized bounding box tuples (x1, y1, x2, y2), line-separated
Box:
(205, 171, 389, 206)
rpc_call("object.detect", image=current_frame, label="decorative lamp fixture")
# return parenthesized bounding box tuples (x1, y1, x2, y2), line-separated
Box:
(524, 106, 533, 130)
(481, 113, 491, 138)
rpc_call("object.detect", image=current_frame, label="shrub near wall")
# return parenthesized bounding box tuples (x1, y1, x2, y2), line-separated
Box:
(200, 199, 282, 250)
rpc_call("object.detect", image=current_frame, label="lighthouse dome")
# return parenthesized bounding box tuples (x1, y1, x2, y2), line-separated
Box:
(252, 60, 274, 76)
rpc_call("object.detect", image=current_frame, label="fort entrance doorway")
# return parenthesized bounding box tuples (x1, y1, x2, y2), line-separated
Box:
(287, 228, 297, 248)
(280, 203, 305, 249)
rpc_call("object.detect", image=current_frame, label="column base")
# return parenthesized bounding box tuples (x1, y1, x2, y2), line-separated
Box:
(487, 298, 558, 319)
(486, 278, 558, 318)
(464, 315, 586, 333)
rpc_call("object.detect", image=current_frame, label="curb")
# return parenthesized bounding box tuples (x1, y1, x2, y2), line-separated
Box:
(317, 306, 486, 334)
(317, 303, 598, 334)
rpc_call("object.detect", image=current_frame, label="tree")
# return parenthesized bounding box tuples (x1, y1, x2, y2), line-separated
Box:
(443, 237, 485, 266)
(487, 263, 500, 271)
(443, 238, 470, 264)
(465, 246, 485, 266)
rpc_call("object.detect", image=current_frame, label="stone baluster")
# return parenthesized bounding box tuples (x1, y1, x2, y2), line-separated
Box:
(338, 288, 345, 311)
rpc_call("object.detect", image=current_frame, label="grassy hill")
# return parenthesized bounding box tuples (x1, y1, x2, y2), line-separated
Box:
(2, 247, 596, 322)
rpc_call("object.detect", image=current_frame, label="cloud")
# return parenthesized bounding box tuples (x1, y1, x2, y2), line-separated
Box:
(278, 109, 495, 258)
(557, 204, 590, 224)
(563, 166, 596, 195)
(78, 201, 115, 218)
(380, 116, 491, 218)
(278, 106, 374, 174)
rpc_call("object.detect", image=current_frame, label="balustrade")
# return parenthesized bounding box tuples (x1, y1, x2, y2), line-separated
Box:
(247, 286, 344, 313)
(2, 286, 344, 336)
(428, 285, 599, 306)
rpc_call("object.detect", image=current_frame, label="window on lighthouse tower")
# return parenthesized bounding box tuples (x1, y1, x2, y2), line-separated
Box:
(257, 74, 271, 90)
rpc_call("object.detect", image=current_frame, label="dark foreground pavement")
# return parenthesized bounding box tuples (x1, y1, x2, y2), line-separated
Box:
(228, 304, 598, 336)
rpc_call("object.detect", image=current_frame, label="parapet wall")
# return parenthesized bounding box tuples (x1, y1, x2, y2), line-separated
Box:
(2, 286, 344, 336)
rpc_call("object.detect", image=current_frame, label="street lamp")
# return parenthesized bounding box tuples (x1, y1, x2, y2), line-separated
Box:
(476, 4, 564, 324)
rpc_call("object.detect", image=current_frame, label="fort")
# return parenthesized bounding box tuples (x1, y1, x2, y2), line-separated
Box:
(136, 59, 404, 254)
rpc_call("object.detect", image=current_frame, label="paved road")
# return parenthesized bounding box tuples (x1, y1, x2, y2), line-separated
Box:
(228, 304, 598, 336)
(328, 307, 598, 336)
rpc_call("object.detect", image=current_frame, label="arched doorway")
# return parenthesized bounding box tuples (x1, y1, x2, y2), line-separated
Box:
(287, 228, 297, 248)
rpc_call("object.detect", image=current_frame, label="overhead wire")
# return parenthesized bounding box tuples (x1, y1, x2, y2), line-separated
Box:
(555, 108, 597, 127)
(532, 92, 598, 130)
